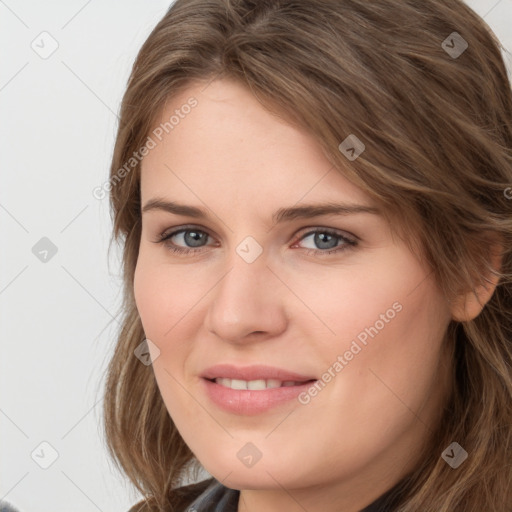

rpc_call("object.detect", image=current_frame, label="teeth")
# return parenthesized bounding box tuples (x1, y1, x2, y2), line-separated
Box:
(217, 378, 232, 388)
(266, 379, 281, 389)
(230, 379, 247, 390)
(247, 379, 266, 390)
(214, 378, 305, 390)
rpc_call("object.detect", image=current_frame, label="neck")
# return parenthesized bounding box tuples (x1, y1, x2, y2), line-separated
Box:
(237, 452, 412, 512)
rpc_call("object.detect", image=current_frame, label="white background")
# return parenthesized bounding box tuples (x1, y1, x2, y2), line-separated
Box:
(1, 1, 511, 511)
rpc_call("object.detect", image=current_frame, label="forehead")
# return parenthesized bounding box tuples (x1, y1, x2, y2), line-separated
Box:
(140, 78, 373, 210)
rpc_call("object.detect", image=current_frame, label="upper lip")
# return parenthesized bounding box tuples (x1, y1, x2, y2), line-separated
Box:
(201, 364, 317, 382)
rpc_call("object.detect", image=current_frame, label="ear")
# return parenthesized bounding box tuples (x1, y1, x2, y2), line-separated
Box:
(450, 235, 504, 322)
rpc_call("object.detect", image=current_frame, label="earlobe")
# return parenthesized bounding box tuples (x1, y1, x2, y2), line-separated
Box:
(450, 239, 504, 322)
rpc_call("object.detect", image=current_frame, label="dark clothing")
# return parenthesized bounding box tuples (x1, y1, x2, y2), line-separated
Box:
(0, 502, 21, 512)
(185, 478, 400, 511)
(128, 476, 403, 511)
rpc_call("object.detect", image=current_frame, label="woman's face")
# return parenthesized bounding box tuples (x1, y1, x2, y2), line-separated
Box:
(134, 78, 454, 510)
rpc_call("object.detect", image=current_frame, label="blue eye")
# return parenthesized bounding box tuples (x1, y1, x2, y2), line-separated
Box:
(295, 228, 357, 256)
(157, 227, 214, 255)
(154, 225, 358, 257)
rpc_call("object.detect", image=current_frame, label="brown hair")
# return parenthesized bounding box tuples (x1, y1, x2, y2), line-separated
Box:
(102, 1, 512, 510)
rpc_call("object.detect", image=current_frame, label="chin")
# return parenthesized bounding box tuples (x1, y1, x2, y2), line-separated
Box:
(218, 470, 280, 491)
(199, 454, 277, 487)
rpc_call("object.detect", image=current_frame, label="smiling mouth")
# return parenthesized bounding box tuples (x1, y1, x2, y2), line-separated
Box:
(206, 377, 317, 390)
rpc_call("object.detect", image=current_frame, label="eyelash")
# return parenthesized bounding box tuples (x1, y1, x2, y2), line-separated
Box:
(153, 225, 358, 257)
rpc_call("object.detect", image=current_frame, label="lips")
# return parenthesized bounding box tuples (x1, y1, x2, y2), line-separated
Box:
(200, 363, 317, 383)
(200, 364, 318, 415)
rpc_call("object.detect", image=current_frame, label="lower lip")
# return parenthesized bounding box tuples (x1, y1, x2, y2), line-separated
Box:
(201, 378, 317, 415)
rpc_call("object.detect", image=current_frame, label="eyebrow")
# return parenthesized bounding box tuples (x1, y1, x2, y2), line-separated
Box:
(142, 198, 381, 224)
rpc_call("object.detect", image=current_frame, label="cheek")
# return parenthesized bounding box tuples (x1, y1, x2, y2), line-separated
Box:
(311, 251, 450, 416)
(327, 280, 450, 430)
(300, 254, 420, 356)
(133, 255, 206, 394)
(133, 259, 200, 424)
(133, 256, 195, 339)
(370, 287, 451, 396)
(133, 260, 162, 334)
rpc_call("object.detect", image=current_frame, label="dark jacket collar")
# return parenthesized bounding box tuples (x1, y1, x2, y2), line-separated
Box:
(185, 477, 402, 512)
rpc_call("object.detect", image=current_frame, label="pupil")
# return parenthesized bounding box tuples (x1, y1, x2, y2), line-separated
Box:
(316, 233, 336, 249)
(185, 231, 205, 247)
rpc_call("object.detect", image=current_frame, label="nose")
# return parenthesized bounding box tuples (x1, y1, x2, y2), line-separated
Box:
(204, 249, 288, 345)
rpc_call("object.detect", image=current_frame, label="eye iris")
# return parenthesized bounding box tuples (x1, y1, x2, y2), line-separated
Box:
(315, 232, 338, 250)
(184, 230, 207, 247)
(169, 229, 346, 251)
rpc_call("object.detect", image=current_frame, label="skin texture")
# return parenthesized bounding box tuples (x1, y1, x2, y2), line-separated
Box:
(133, 78, 495, 512)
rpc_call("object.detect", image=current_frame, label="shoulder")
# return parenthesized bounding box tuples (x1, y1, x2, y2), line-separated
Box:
(185, 478, 239, 511)
(127, 477, 228, 512)
(0, 502, 22, 512)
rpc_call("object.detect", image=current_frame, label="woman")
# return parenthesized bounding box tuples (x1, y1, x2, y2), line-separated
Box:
(102, 1, 512, 510)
